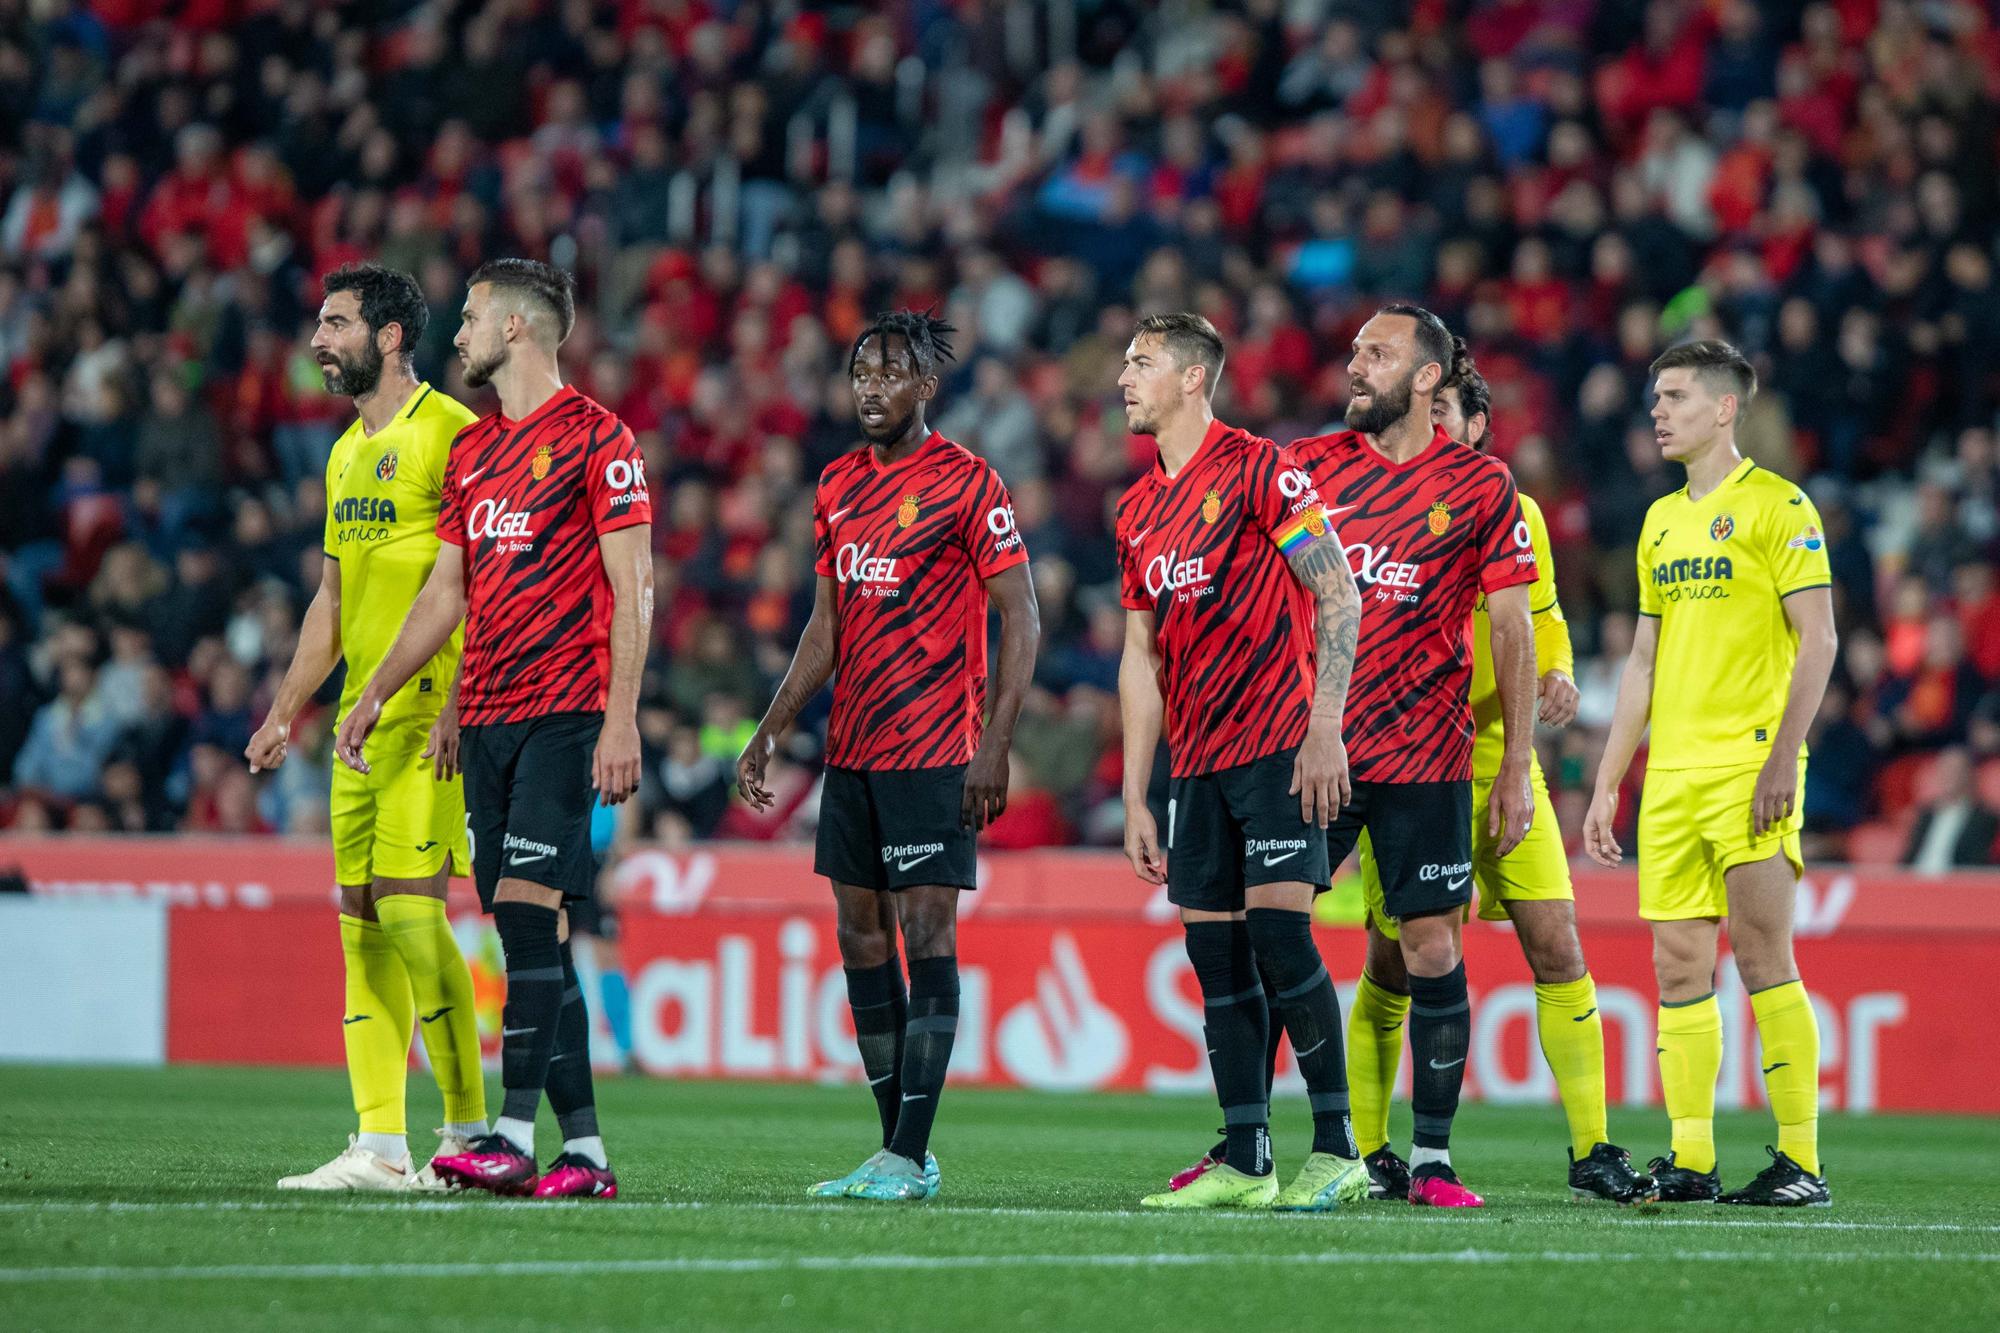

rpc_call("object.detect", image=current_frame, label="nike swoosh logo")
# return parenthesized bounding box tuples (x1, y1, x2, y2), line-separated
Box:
(1127, 527, 1151, 546)
(1445, 876, 1467, 893)
(897, 853, 935, 871)
(509, 851, 551, 865)
(502, 1026, 537, 1037)
(830, 506, 854, 522)
(1762, 1061, 1789, 1075)
(461, 467, 487, 486)
(901, 1093, 929, 1103)
(1325, 503, 1360, 516)
(1295, 1038, 1326, 1059)
(415, 840, 438, 852)
(1378, 1024, 1402, 1032)
(421, 1007, 453, 1024)
(1428, 1057, 1465, 1070)
(1574, 1007, 1597, 1022)
(868, 1073, 894, 1086)
(1262, 850, 1301, 866)
(342, 1016, 370, 1025)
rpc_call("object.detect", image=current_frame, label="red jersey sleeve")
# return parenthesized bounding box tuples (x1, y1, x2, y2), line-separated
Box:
(436, 431, 466, 547)
(960, 465, 1029, 580)
(1477, 470, 1539, 594)
(1243, 439, 1321, 540)
(586, 420, 651, 534)
(813, 476, 835, 577)
(1116, 496, 1148, 610)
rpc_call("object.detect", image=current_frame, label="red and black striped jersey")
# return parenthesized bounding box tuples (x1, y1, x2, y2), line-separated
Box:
(813, 432, 1028, 770)
(437, 386, 652, 726)
(1117, 420, 1325, 778)
(1288, 425, 1536, 784)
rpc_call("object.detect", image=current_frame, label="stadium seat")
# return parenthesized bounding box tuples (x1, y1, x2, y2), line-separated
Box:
(1844, 820, 1911, 868)
(1874, 752, 1936, 818)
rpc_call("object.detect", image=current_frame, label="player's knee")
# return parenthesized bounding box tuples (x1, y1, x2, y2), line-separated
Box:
(1395, 914, 1459, 976)
(1727, 925, 1798, 992)
(899, 905, 957, 960)
(834, 916, 893, 968)
(1650, 926, 1716, 996)
(339, 885, 373, 920)
(1518, 921, 1587, 985)
(1364, 927, 1410, 993)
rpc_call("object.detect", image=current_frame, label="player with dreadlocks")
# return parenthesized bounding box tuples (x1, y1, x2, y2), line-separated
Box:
(738, 311, 1040, 1201)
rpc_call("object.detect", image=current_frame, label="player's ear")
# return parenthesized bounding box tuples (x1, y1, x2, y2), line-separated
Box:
(916, 372, 938, 404)
(1415, 359, 1443, 396)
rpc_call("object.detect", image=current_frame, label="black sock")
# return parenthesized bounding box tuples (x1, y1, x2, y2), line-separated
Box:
(1407, 959, 1470, 1151)
(544, 940, 600, 1147)
(1245, 908, 1355, 1158)
(1258, 953, 1286, 1109)
(492, 901, 565, 1125)
(887, 955, 958, 1163)
(1184, 921, 1272, 1176)
(845, 955, 908, 1150)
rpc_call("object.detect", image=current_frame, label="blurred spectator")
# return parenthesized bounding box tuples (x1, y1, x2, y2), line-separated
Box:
(1902, 748, 2000, 871)
(13, 657, 120, 803)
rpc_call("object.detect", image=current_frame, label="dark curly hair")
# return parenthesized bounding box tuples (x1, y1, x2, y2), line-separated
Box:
(1446, 336, 1493, 444)
(322, 263, 427, 367)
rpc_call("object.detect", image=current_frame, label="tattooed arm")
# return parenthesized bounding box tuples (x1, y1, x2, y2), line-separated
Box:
(1284, 528, 1361, 825)
(738, 574, 838, 810)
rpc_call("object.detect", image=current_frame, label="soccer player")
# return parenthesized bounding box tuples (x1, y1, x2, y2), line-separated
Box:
(1345, 351, 1655, 1204)
(334, 259, 654, 1200)
(737, 311, 1040, 1203)
(1116, 313, 1369, 1212)
(247, 263, 489, 1191)
(1584, 340, 1836, 1207)
(1284, 305, 1541, 1208)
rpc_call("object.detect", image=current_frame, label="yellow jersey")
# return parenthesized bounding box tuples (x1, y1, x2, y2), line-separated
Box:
(1636, 457, 1831, 771)
(322, 383, 478, 729)
(1471, 494, 1572, 778)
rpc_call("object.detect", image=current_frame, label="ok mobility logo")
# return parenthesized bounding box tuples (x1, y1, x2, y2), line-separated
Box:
(1651, 554, 1735, 603)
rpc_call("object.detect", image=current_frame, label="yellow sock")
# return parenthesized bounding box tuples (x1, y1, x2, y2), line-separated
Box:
(340, 914, 414, 1136)
(1750, 980, 1821, 1175)
(1346, 973, 1409, 1156)
(1656, 993, 1722, 1173)
(1535, 975, 1609, 1159)
(376, 895, 489, 1127)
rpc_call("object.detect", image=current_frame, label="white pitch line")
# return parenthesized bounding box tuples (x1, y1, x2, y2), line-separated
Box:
(3, 1248, 1997, 1285)
(2, 1198, 1998, 1238)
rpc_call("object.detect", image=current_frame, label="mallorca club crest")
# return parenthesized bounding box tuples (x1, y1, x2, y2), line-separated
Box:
(897, 493, 920, 528)
(531, 444, 554, 481)
(1427, 500, 1451, 536)
(1201, 488, 1222, 525)
(1711, 513, 1736, 542)
(374, 450, 397, 482)
(1303, 505, 1327, 537)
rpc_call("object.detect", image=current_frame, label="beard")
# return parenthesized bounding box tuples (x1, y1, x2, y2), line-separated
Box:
(320, 342, 384, 398)
(1345, 368, 1417, 436)
(860, 405, 917, 443)
(462, 343, 506, 389)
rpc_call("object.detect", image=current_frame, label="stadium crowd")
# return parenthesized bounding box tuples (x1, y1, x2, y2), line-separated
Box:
(3, 0, 1999, 866)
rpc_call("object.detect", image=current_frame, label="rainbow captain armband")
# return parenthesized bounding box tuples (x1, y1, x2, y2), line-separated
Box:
(1275, 504, 1331, 554)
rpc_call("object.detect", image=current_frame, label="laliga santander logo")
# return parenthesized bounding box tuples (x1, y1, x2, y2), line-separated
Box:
(995, 932, 1130, 1090)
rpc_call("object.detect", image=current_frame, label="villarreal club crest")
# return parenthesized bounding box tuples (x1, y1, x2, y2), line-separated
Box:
(375, 450, 397, 482)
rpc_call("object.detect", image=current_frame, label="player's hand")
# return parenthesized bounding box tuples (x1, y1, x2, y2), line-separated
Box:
(245, 719, 289, 773)
(593, 718, 643, 805)
(962, 740, 1009, 830)
(1537, 669, 1579, 728)
(422, 700, 460, 781)
(334, 694, 383, 774)
(1124, 802, 1167, 884)
(1583, 788, 1622, 867)
(1751, 749, 1798, 838)
(1290, 718, 1351, 828)
(735, 730, 776, 810)
(1489, 761, 1534, 857)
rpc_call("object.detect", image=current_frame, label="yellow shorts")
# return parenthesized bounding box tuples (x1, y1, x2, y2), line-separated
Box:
(1360, 761, 1571, 941)
(329, 718, 470, 888)
(1637, 759, 1805, 921)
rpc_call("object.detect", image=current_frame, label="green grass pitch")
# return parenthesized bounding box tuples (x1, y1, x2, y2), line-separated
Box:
(1, 1066, 1995, 1331)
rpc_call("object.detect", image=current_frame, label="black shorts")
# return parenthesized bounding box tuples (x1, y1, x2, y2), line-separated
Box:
(1325, 778, 1473, 924)
(814, 764, 976, 892)
(461, 711, 600, 912)
(1166, 746, 1332, 912)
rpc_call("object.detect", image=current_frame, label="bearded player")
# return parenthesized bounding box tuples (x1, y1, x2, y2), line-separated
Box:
(1342, 350, 1655, 1204)
(1585, 341, 1836, 1207)
(738, 311, 1040, 1203)
(336, 259, 653, 1200)
(248, 264, 488, 1190)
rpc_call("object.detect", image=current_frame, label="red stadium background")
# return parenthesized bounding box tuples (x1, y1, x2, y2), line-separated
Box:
(2, 836, 1990, 1116)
